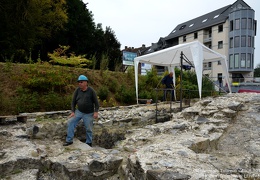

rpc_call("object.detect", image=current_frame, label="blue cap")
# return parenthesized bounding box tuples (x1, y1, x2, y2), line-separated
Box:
(77, 75, 88, 81)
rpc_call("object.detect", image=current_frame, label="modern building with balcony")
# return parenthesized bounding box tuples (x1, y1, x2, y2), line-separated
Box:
(143, 0, 257, 84)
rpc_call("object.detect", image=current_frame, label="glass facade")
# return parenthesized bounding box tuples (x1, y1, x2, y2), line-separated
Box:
(228, 7, 255, 72)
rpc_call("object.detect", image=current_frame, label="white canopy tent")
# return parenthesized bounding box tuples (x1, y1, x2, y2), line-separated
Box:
(134, 41, 231, 103)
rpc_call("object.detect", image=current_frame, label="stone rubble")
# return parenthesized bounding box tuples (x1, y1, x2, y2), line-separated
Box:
(0, 93, 260, 179)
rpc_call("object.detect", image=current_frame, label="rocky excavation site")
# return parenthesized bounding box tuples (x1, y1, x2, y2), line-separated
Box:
(0, 93, 260, 180)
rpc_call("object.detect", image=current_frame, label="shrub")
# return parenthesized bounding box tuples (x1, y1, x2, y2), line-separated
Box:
(126, 66, 135, 82)
(108, 79, 118, 93)
(18, 63, 74, 93)
(115, 85, 135, 104)
(139, 91, 151, 99)
(0, 90, 16, 115)
(98, 86, 109, 101)
(48, 45, 93, 68)
(49, 55, 93, 68)
(15, 87, 41, 113)
(138, 67, 163, 102)
(100, 54, 109, 71)
(175, 70, 216, 99)
(41, 92, 71, 111)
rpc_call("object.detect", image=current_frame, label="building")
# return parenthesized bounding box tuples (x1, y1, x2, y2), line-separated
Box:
(143, 0, 257, 84)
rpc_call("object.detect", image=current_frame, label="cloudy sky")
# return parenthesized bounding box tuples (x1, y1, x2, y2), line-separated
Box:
(84, 0, 260, 67)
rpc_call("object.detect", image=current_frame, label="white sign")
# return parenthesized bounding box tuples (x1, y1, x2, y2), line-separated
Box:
(123, 51, 137, 66)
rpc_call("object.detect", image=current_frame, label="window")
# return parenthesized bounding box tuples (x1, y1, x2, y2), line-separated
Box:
(230, 37, 233, 48)
(218, 41, 223, 49)
(179, 25, 186, 30)
(248, 18, 252, 29)
(189, 23, 194, 27)
(241, 18, 247, 29)
(171, 30, 176, 33)
(202, 19, 207, 23)
(218, 61, 221, 65)
(241, 36, 246, 47)
(218, 73, 222, 84)
(235, 54, 239, 68)
(208, 62, 212, 67)
(230, 20, 234, 31)
(247, 53, 251, 68)
(229, 54, 234, 69)
(234, 36, 240, 48)
(183, 35, 186, 42)
(218, 25, 223, 32)
(214, 14, 220, 19)
(194, 32, 198, 39)
(241, 53, 246, 67)
(235, 19, 240, 30)
(209, 29, 212, 38)
(248, 36, 251, 47)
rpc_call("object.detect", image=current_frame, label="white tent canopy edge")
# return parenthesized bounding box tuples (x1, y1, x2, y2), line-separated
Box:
(134, 41, 231, 104)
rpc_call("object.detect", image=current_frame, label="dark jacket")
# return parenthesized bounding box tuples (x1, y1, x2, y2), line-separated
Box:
(162, 75, 173, 88)
(71, 87, 99, 113)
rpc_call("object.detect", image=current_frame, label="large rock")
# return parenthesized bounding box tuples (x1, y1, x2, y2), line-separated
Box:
(1, 93, 260, 179)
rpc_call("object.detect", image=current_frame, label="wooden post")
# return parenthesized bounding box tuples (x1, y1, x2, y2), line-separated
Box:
(180, 51, 183, 111)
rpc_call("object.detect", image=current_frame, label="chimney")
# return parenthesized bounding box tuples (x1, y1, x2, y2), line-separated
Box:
(142, 44, 145, 48)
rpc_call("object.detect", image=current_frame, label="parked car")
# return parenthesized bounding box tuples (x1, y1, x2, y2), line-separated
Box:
(238, 89, 260, 93)
(253, 77, 260, 83)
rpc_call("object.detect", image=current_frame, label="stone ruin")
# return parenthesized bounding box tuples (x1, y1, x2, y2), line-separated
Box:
(0, 93, 260, 179)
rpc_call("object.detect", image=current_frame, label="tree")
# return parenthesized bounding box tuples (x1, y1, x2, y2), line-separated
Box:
(104, 27, 121, 71)
(47, 0, 103, 67)
(56, 0, 96, 55)
(91, 23, 105, 69)
(0, 0, 68, 62)
(0, 0, 122, 70)
(254, 64, 260, 77)
(41, 1, 122, 70)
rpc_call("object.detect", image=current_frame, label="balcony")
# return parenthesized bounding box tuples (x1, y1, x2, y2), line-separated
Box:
(203, 37, 212, 43)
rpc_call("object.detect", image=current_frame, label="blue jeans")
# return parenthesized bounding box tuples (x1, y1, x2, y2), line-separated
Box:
(66, 109, 94, 144)
(163, 88, 175, 101)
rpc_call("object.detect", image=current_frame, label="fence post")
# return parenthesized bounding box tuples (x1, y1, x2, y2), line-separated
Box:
(155, 88, 158, 123)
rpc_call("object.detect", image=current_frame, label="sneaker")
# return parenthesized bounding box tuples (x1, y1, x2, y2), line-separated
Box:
(87, 143, 92, 147)
(63, 142, 73, 146)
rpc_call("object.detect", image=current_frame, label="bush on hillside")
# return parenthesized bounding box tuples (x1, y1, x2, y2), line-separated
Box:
(16, 62, 74, 93)
(48, 45, 93, 68)
(98, 86, 109, 101)
(115, 85, 136, 104)
(0, 62, 218, 115)
(138, 68, 165, 102)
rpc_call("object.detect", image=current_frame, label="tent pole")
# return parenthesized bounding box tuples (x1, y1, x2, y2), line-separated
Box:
(180, 51, 183, 111)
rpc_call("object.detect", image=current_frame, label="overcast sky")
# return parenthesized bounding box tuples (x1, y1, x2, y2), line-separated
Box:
(84, 0, 260, 67)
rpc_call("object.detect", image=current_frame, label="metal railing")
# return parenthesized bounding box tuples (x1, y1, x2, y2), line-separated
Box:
(154, 88, 219, 122)
(203, 75, 229, 94)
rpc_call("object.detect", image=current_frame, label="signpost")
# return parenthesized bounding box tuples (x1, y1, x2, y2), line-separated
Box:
(122, 51, 137, 66)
